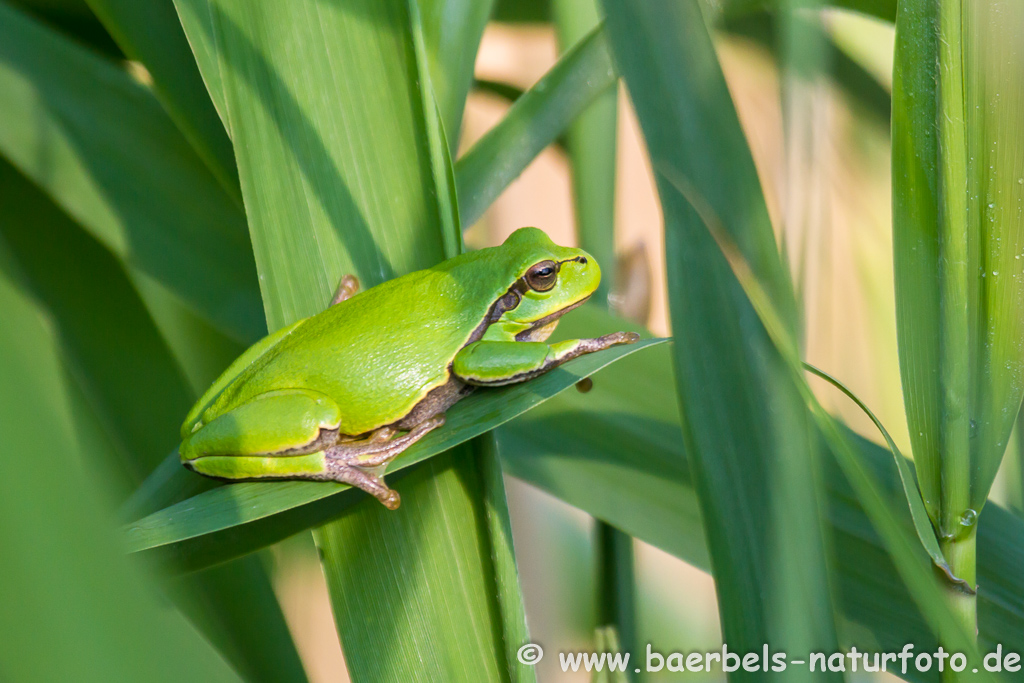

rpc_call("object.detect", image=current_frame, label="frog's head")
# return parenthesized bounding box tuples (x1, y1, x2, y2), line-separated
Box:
(495, 227, 601, 339)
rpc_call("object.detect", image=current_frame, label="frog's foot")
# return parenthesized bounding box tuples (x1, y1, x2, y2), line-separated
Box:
(324, 464, 402, 510)
(564, 331, 641, 358)
(329, 274, 360, 306)
(324, 415, 445, 509)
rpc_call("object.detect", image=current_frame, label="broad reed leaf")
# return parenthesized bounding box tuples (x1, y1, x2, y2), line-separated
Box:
(0, 162, 307, 682)
(893, 2, 1024, 609)
(892, 0, 968, 553)
(322, 6, 527, 680)
(418, 0, 496, 143)
(410, 7, 535, 678)
(961, 1, 1024, 511)
(408, 0, 462, 258)
(662, 169, 989, 668)
(0, 247, 242, 683)
(123, 340, 663, 567)
(129, 272, 247, 396)
(170, 1, 494, 678)
(0, 161, 193, 485)
(0, 2, 262, 343)
(455, 25, 617, 228)
(602, 1, 842, 676)
(317, 445, 516, 682)
(172, 0, 452, 315)
(81, 0, 240, 198)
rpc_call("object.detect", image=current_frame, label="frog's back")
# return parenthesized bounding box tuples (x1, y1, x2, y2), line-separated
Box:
(204, 249, 518, 434)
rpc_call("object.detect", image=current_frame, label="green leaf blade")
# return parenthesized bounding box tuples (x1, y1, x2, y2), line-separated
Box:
(962, 0, 1024, 508)
(0, 160, 307, 682)
(82, 0, 241, 199)
(124, 339, 665, 566)
(173, 0, 448, 324)
(315, 447, 513, 682)
(455, 25, 617, 229)
(418, 0, 495, 144)
(0, 242, 243, 683)
(0, 1, 262, 342)
(601, 0, 841, 674)
(892, 4, 1024, 635)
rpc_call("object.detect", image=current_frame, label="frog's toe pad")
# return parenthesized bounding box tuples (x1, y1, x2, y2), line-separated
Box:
(601, 331, 641, 346)
(381, 489, 401, 510)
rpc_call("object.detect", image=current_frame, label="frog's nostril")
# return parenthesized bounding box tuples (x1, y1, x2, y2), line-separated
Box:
(579, 257, 588, 265)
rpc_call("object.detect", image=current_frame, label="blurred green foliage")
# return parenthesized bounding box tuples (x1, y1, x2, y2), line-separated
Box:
(2, 1, 1024, 682)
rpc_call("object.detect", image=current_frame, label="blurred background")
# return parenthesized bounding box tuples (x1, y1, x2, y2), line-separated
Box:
(10, 0, 1019, 679)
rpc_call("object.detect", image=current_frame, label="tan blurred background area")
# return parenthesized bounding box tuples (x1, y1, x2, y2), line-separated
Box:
(273, 15, 909, 681)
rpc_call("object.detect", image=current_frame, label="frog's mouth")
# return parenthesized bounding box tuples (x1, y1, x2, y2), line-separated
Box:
(515, 295, 590, 342)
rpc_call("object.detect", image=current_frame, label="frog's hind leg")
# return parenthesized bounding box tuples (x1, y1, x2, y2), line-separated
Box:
(325, 415, 445, 509)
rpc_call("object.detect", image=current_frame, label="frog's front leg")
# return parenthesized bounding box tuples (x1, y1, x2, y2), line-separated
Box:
(325, 415, 445, 509)
(329, 274, 360, 306)
(452, 332, 639, 386)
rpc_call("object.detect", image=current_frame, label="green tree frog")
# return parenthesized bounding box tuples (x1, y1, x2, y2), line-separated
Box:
(179, 227, 638, 509)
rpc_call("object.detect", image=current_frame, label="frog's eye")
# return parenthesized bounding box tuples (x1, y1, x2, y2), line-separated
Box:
(525, 260, 558, 292)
